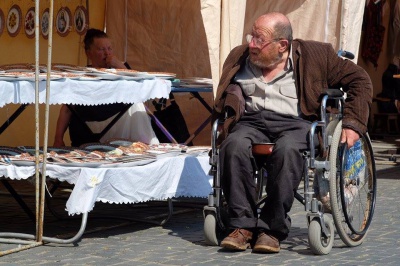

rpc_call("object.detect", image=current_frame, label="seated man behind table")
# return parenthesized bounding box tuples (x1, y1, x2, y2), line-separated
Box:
(53, 28, 159, 147)
(214, 12, 372, 253)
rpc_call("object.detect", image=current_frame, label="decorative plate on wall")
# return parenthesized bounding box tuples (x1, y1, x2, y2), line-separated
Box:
(7, 4, 22, 37)
(41, 8, 49, 39)
(74, 5, 88, 35)
(56, 6, 71, 37)
(0, 9, 4, 37)
(24, 7, 35, 38)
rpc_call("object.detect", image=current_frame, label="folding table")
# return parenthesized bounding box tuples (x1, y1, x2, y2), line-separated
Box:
(147, 86, 213, 145)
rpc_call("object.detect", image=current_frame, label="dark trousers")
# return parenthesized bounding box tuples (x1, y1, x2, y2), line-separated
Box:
(220, 110, 314, 241)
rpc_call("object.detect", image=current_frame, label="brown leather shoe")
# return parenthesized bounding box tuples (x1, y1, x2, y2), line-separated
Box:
(220, 229, 253, 251)
(253, 232, 280, 253)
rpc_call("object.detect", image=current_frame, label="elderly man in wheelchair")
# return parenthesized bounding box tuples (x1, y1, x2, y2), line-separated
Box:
(203, 12, 375, 255)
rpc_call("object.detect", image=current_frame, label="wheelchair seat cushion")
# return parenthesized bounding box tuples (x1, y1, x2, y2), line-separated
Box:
(252, 143, 275, 156)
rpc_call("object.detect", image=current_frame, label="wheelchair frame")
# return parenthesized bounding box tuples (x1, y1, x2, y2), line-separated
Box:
(203, 89, 377, 255)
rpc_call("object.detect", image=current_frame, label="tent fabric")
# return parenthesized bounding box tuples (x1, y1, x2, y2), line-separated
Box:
(361, 0, 386, 67)
(105, 0, 211, 79)
(105, 0, 365, 96)
(219, 0, 247, 82)
(388, 0, 400, 59)
(200, 0, 222, 93)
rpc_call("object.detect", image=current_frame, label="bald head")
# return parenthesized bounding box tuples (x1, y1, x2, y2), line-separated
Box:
(254, 12, 293, 45)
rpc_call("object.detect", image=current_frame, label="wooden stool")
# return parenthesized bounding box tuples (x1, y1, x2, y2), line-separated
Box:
(373, 113, 399, 134)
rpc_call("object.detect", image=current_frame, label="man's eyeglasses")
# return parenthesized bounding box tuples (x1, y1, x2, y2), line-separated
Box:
(246, 34, 280, 49)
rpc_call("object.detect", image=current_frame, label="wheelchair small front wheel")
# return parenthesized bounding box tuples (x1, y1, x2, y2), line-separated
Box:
(204, 213, 220, 246)
(308, 215, 334, 255)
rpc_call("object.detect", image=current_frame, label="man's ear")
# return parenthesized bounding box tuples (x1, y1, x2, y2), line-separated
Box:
(278, 39, 289, 52)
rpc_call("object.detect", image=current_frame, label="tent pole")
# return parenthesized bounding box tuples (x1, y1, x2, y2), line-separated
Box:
(38, 0, 55, 243)
(34, 0, 43, 243)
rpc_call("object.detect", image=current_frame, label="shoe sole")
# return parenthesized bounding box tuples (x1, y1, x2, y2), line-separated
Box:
(220, 240, 250, 251)
(252, 245, 280, 253)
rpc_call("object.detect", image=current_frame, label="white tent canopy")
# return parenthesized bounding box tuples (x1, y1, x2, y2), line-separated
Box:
(106, 0, 365, 96)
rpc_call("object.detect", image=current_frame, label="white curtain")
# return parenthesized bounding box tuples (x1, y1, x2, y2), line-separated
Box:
(339, 0, 366, 61)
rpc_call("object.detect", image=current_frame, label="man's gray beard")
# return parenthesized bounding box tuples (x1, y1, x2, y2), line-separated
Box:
(250, 54, 282, 69)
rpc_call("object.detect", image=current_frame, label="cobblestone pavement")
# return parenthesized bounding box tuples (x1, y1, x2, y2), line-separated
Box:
(0, 145, 399, 265)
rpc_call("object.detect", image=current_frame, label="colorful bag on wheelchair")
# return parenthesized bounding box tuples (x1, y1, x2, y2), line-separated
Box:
(342, 139, 366, 206)
(343, 139, 366, 183)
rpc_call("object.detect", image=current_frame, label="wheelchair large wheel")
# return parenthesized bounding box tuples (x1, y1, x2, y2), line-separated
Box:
(328, 120, 377, 247)
(308, 215, 335, 255)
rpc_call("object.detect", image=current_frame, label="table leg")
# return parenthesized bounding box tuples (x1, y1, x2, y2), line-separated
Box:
(1, 179, 35, 221)
(183, 115, 212, 145)
(0, 104, 29, 135)
(144, 105, 178, 144)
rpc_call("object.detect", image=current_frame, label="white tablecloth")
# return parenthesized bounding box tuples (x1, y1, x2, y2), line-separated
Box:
(0, 78, 170, 144)
(1, 155, 213, 215)
(0, 78, 171, 107)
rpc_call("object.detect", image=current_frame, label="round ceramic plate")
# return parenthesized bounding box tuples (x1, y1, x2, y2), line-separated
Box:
(147, 72, 176, 79)
(0, 75, 18, 81)
(17, 146, 43, 155)
(55, 161, 106, 168)
(80, 143, 118, 152)
(0, 146, 23, 156)
(107, 140, 133, 147)
(7, 4, 22, 37)
(149, 143, 187, 150)
(114, 159, 156, 167)
(41, 8, 49, 39)
(86, 72, 122, 80)
(74, 5, 88, 35)
(179, 84, 212, 88)
(78, 76, 100, 81)
(16, 74, 63, 81)
(11, 160, 38, 167)
(4, 68, 33, 73)
(24, 7, 35, 38)
(56, 7, 71, 37)
(115, 70, 146, 76)
(0, 8, 5, 37)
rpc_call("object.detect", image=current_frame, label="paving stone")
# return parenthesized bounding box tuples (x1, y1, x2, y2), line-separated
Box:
(0, 147, 400, 265)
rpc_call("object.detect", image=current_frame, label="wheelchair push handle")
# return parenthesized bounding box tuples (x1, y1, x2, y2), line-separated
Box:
(337, 50, 355, 60)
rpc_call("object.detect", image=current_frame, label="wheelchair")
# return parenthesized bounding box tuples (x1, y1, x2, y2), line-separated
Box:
(203, 89, 377, 255)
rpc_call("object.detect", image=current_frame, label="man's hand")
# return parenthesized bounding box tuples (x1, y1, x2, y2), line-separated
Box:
(53, 139, 65, 147)
(340, 128, 360, 148)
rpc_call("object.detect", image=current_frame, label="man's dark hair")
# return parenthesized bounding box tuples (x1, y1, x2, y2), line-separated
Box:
(84, 28, 108, 50)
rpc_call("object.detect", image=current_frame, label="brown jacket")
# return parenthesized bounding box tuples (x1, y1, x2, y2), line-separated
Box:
(214, 39, 373, 139)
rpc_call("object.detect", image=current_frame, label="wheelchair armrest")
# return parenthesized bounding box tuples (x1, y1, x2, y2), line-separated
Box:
(325, 89, 344, 98)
